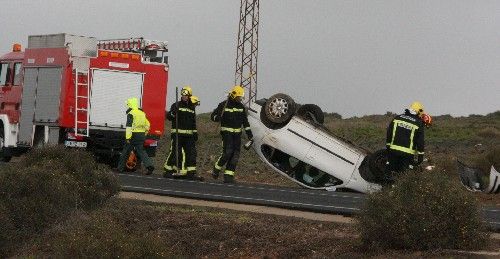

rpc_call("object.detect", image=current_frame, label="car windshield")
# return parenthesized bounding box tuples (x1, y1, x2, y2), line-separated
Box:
(261, 145, 343, 188)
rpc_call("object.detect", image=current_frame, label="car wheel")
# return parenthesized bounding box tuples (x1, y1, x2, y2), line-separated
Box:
(260, 93, 296, 129)
(368, 149, 388, 182)
(296, 104, 324, 124)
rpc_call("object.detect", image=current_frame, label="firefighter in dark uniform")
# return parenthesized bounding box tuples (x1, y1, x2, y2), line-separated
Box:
(117, 97, 155, 174)
(210, 85, 253, 183)
(384, 101, 429, 184)
(163, 86, 201, 180)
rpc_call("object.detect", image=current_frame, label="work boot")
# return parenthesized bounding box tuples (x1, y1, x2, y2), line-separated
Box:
(212, 168, 220, 179)
(172, 171, 188, 179)
(163, 170, 174, 178)
(186, 172, 204, 181)
(113, 168, 124, 174)
(223, 174, 235, 184)
(145, 166, 155, 175)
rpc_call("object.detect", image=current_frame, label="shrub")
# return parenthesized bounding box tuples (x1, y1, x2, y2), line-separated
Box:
(476, 127, 500, 139)
(0, 166, 79, 234)
(0, 145, 120, 255)
(325, 112, 342, 119)
(357, 170, 488, 251)
(15, 146, 120, 209)
(471, 145, 500, 177)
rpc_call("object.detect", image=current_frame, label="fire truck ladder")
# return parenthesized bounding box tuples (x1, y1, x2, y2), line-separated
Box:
(74, 69, 90, 137)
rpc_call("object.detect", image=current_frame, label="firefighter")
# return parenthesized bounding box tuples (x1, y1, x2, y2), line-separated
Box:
(210, 85, 253, 183)
(163, 86, 202, 180)
(117, 97, 155, 174)
(384, 101, 428, 184)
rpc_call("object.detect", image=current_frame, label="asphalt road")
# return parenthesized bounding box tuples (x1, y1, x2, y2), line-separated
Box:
(119, 174, 500, 231)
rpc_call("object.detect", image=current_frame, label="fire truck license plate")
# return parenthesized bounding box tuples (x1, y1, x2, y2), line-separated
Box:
(65, 141, 87, 148)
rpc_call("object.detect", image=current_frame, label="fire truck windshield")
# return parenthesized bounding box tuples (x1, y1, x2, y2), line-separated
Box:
(13, 63, 22, 85)
(0, 63, 9, 85)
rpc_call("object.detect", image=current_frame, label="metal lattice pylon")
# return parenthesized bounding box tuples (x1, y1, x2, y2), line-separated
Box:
(234, 0, 260, 107)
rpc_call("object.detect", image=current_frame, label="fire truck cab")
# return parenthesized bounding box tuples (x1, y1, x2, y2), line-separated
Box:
(0, 33, 169, 167)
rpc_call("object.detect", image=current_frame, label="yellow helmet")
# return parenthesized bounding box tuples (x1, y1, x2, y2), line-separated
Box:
(229, 85, 244, 99)
(181, 86, 192, 96)
(190, 95, 200, 106)
(410, 101, 424, 114)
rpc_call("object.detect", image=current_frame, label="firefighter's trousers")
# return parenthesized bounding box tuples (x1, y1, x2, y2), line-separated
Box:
(118, 132, 154, 172)
(384, 150, 414, 184)
(214, 132, 242, 176)
(164, 134, 197, 175)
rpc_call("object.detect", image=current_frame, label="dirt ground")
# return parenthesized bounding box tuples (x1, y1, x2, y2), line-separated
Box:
(17, 198, 500, 258)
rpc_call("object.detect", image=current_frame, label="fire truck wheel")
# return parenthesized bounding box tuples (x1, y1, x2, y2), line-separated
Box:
(296, 104, 324, 124)
(261, 93, 296, 129)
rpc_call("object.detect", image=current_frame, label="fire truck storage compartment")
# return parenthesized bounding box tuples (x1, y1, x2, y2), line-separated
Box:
(28, 33, 97, 57)
(18, 67, 62, 145)
(89, 69, 144, 128)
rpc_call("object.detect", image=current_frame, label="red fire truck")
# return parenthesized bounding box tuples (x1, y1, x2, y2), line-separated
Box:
(0, 33, 168, 168)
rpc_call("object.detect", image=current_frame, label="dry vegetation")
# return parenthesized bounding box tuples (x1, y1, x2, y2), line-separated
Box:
(1, 111, 499, 257)
(11, 199, 500, 258)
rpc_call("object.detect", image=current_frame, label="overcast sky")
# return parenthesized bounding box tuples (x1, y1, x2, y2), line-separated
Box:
(1, 0, 499, 117)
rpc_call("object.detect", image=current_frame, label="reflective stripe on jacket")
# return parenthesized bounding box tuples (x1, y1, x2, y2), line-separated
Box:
(386, 112, 425, 155)
(167, 100, 197, 136)
(125, 98, 150, 139)
(211, 98, 253, 138)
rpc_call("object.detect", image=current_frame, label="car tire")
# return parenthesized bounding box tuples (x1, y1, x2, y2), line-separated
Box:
(296, 104, 324, 124)
(260, 93, 296, 129)
(368, 149, 388, 182)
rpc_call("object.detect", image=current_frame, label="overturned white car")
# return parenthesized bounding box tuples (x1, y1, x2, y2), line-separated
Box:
(247, 93, 500, 194)
(458, 161, 500, 194)
(247, 93, 388, 193)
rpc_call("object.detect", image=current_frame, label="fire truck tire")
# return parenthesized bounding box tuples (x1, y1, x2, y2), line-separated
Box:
(296, 104, 324, 124)
(260, 93, 296, 129)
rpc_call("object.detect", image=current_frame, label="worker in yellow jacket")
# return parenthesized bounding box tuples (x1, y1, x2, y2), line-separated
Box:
(117, 97, 155, 174)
